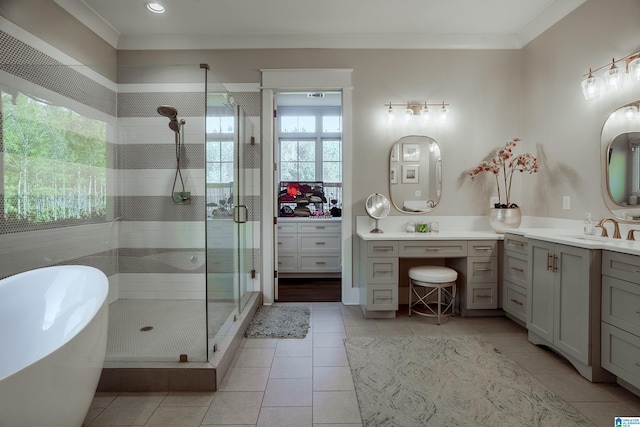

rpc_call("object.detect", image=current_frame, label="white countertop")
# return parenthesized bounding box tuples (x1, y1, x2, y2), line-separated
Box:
(355, 216, 640, 256)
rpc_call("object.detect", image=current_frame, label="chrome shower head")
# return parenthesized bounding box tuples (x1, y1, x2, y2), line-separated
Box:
(157, 105, 180, 132)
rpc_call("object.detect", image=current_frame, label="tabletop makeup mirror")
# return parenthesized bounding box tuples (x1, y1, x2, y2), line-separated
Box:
(365, 193, 390, 233)
(389, 135, 441, 214)
(602, 100, 640, 221)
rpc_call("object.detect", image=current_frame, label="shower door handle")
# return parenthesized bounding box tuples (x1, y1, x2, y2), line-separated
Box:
(233, 205, 248, 224)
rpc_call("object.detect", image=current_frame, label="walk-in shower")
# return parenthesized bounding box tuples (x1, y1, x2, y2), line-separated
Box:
(157, 105, 189, 203)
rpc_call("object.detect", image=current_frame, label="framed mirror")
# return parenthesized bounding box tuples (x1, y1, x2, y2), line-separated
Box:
(389, 135, 441, 213)
(602, 101, 640, 221)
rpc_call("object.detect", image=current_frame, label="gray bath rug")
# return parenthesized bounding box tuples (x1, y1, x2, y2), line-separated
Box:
(344, 335, 596, 427)
(245, 305, 310, 339)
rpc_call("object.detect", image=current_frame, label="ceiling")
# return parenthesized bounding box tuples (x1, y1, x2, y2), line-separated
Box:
(55, 0, 586, 50)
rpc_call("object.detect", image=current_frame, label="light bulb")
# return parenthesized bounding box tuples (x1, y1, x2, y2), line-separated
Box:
(386, 105, 395, 123)
(629, 57, 640, 82)
(604, 58, 622, 90)
(440, 102, 448, 123)
(624, 105, 638, 120)
(403, 104, 413, 122)
(581, 69, 603, 100)
(421, 104, 430, 122)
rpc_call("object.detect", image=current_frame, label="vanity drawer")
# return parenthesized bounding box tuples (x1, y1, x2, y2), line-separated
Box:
(601, 322, 640, 390)
(503, 251, 529, 288)
(367, 284, 398, 311)
(365, 258, 398, 283)
(602, 275, 640, 336)
(468, 240, 497, 257)
(298, 222, 341, 234)
(504, 233, 529, 255)
(467, 256, 498, 283)
(277, 234, 297, 251)
(465, 282, 498, 309)
(277, 254, 297, 272)
(367, 241, 399, 258)
(277, 222, 297, 233)
(603, 251, 640, 284)
(399, 241, 467, 258)
(503, 281, 527, 323)
(298, 234, 341, 252)
(299, 254, 341, 272)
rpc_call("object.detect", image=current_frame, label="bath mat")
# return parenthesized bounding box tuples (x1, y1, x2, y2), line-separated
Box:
(245, 305, 310, 339)
(344, 335, 595, 427)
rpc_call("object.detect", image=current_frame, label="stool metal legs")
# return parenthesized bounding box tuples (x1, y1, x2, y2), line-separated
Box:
(409, 279, 456, 324)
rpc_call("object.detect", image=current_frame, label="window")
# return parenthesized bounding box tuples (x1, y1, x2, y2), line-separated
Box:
(2, 90, 107, 227)
(205, 108, 235, 216)
(278, 105, 342, 186)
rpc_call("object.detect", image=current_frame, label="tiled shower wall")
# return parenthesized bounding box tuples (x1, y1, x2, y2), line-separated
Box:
(0, 19, 262, 303)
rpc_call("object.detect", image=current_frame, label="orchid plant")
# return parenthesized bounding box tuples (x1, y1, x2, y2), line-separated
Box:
(469, 138, 539, 208)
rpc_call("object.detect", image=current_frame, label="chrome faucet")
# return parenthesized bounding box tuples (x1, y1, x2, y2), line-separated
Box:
(627, 229, 640, 241)
(595, 218, 621, 239)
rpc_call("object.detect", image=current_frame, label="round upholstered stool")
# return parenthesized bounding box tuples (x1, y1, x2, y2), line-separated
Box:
(408, 266, 457, 324)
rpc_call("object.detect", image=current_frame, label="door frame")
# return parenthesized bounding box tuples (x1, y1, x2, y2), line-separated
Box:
(260, 69, 357, 305)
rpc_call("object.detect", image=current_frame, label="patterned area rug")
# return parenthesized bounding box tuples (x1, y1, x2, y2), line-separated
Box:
(344, 335, 596, 427)
(245, 305, 310, 339)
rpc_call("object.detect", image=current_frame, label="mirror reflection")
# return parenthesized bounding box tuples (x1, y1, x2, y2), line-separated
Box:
(389, 135, 441, 213)
(603, 101, 640, 221)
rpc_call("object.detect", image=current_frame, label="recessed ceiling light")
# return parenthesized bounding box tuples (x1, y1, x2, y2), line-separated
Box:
(146, 2, 165, 13)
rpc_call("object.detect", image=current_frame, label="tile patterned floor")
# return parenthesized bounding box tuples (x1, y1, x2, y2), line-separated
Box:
(84, 303, 640, 426)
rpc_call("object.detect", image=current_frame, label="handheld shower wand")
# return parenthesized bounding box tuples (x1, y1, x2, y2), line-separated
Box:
(157, 105, 189, 203)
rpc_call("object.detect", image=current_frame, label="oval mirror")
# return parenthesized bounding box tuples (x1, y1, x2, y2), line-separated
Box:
(365, 193, 390, 233)
(602, 101, 640, 221)
(389, 135, 441, 213)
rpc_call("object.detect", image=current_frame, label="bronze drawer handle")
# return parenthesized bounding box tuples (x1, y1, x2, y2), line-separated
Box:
(316, 261, 326, 265)
(474, 246, 493, 251)
(375, 296, 393, 300)
(315, 226, 326, 229)
(375, 270, 393, 273)
(510, 241, 525, 247)
(476, 294, 491, 299)
(636, 310, 640, 315)
(425, 248, 441, 251)
(511, 267, 524, 272)
(510, 298, 523, 306)
(374, 247, 394, 251)
(315, 242, 326, 245)
(475, 268, 492, 272)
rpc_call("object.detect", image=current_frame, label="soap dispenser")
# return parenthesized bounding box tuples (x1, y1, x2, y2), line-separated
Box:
(584, 213, 595, 235)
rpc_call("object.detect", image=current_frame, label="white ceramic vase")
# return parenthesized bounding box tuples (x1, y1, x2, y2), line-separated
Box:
(489, 207, 521, 233)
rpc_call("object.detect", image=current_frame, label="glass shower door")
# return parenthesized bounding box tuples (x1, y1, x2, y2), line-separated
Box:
(205, 94, 254, 359)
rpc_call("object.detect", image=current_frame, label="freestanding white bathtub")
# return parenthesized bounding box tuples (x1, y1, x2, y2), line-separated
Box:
(0, 265, 109, 427)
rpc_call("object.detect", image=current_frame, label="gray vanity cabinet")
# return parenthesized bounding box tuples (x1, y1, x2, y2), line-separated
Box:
(502, 233, 530, 324)
(601, 251, 640, 389)
(528, 239, 609, 381)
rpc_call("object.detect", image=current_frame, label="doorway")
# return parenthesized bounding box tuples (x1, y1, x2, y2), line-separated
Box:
(274, 92, 343, 302)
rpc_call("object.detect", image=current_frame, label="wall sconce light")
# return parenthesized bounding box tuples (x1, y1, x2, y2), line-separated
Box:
(581, 51, 640, 100)
(385, 101, 450, 124)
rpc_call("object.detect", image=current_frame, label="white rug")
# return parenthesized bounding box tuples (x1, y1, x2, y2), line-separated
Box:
(344, 335, 596, 427)
(245, 305, 310, 339)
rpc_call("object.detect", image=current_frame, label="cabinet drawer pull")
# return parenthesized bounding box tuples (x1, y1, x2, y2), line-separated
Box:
(476, 294, 491, 299)
(316, 261, 326, 265)
(510, 298, 523, 306)
(278, 242, 283, 245)
(375, 269, 393, 273)
(510, 241, 525, 247)
(315, 226, 326, 229)
(547, 253, 553, 271)
(375, 296, 393, 300)
(636, 310, 640, 315)
(475, 268, 492, 272)
(474, 246, 493, 251)
(374, 247, 394, 252)
(315, 241, 326, 245)
(636, 362, 640, 367)
(425, 248, 441, 251)
(511, 267, 524, 272)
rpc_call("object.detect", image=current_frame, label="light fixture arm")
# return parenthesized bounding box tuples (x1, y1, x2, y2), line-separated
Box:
(384, 101, 450, 115)
(583, 51, 640, 77)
